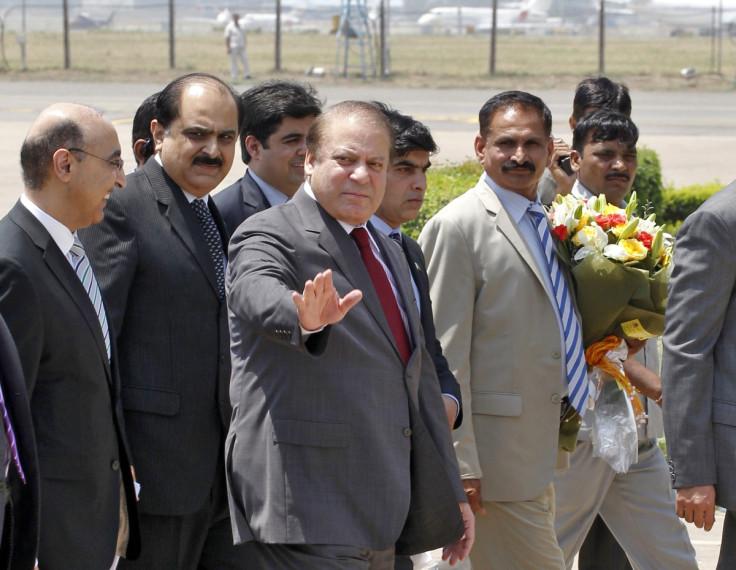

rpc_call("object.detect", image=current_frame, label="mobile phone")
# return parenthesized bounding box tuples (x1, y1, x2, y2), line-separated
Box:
(558, 156, 574, 176)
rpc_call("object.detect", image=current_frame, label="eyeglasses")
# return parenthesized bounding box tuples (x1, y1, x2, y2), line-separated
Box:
(67, 147, 125, 172)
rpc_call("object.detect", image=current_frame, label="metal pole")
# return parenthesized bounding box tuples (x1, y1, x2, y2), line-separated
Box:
(275, 0, 282, 71)
(490, 0, 497, 75)
(379, 0, 386, 76)
(717, 0, 723, 74)
(169, 0, 175, 69)
(598, 0, 605, 74)
(19, 0, 26, 70)
(63, 0, 70, 69)
(711, 6, 716, 73)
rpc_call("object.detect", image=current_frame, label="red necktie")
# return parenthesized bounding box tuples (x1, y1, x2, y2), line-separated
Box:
(351, 227, 411, 365)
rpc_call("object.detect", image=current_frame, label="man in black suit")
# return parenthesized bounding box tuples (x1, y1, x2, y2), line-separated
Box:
(0, 312, 39, 569)
(213, 79, 322, 238)
(368, 104, 465, 570)
(0, 103, 140, 569)
(81, 73, 254, 568)
(369, 102, 462, 432)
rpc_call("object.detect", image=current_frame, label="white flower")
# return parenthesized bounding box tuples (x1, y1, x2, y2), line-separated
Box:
(573, 225, 608, 261)
(603, 244, 630, 261)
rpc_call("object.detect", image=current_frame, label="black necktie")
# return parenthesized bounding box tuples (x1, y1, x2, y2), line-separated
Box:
(191, 199, 225, 300)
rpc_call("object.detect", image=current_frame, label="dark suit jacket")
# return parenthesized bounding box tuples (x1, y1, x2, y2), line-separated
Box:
(80, 159, 232, 516)
(213, 170, 271, 240)
(401, 234, 463, 429)
(225, 189, 465, 555)
(0, 202, 140, 569)
(0, 312, 39, 570)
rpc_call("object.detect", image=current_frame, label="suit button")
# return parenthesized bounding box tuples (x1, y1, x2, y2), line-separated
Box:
(551, 393, 562, 404)
(403, 428, 412, 437)
(111, 459, 120, 471)
(552, 348, 561, 359)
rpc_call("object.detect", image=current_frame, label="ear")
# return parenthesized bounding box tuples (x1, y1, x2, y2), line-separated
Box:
(52, 148, 74, 182)
(151, 119, 165, 154)
(569, 116, 577, 132)
(570, 149, 582, 173)
(546, 136, 555, 168)
(133, 139, 148, 167)
(244, 135, 262, 160)
(304, 149, 315, 177)
(474, 134, 486, 163)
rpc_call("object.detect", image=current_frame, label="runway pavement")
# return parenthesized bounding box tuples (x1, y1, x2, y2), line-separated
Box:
(0, 81, 731, 567)
(1, 82, 735, 215)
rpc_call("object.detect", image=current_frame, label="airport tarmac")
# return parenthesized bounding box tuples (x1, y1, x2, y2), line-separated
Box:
(0, 81, 731, 567)
(1, 82, 735, 214)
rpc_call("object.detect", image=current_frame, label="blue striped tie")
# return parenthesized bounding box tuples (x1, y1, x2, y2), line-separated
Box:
(70, 237, 111, 361)
(528, 203, 590, 414)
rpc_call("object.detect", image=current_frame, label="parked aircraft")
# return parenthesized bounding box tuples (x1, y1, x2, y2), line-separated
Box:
(627, 0, 736, 32)
(216, 8, 302, 32)
(69, 11, 115, 30)
(417, 0, 555, 34)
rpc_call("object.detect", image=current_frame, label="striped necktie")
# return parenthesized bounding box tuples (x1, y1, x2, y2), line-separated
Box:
(69, 237, 111, 361)
(527, 203, 590, 414)
(0, 382, 25, 483)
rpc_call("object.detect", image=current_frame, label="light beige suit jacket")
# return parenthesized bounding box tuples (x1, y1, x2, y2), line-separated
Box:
(419, 175, 569, 502)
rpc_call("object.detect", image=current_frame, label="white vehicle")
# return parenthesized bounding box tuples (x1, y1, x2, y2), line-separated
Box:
(627, 0, 736, 32)
(417, 0, 554, 34)
(216, 8, 302, 33)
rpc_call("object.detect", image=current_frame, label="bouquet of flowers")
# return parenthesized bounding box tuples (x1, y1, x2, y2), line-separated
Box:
(547, 191, 674, 471)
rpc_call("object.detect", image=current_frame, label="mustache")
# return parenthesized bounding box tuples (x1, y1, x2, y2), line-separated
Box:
(193, 156, 223, 167)
(605, 173, 630, 181)
(501, 160, 535, 173)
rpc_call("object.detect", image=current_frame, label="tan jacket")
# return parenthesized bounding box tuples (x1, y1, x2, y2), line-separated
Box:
(419, 176, 570, 502)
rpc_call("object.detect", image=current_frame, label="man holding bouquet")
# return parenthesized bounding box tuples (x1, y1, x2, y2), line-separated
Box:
(552, 109, 697, 569)
(419, 91, 583, 569)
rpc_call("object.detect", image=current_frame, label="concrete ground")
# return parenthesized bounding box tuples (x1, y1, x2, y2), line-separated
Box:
(422, 509, 725, 569)
(1, 82, 735, 214)
(0, 82, 731, 567)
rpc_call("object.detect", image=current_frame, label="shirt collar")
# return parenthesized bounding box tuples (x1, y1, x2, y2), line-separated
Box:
(20, 193, 76, 256)
(572, 179, 594, 200)
(248, 169, 290, 207)
(369, 215, 401, 239)
(483, 172, 539, 224)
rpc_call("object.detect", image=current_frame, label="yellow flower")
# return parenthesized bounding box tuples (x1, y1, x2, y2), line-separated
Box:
(576, 214, 589, 233)
(619, 238, 648, 261)
(603, 204, 626, 216)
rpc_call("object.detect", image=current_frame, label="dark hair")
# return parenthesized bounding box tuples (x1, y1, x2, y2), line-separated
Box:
(306, 101, 395, 161)
(132, 92, 159, 162)
(156, 72, 242, 132)
(370, 101, 438, 157)
(240, 80, 322, 164)
(572, 109, 638, 153)
(572, 77, 631, 122)
(20, 118, 85, 190)
(478, 90, 552, 140)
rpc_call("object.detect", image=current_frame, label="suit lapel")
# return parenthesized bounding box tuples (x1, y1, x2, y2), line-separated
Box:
(144, 160, 222, 298)
(241, 171, 271, 218)
(293, 192, 404, 361)
(8, 203, 112, 382)
(473, 180, 550, 291)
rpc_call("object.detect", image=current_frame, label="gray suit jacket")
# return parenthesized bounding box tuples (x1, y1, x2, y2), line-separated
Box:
(213, 170, 270, 240)
(419, 176, 570, 502)
(80, 159, 232, 516)
(225, 189, 465, 555)
(661, 180, 736, 509)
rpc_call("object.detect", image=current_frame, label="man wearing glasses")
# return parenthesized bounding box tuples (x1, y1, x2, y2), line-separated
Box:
(0, 103, 139, 569)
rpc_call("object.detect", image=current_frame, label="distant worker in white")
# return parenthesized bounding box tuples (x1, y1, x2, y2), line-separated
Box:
(224, 13, 251, 80)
